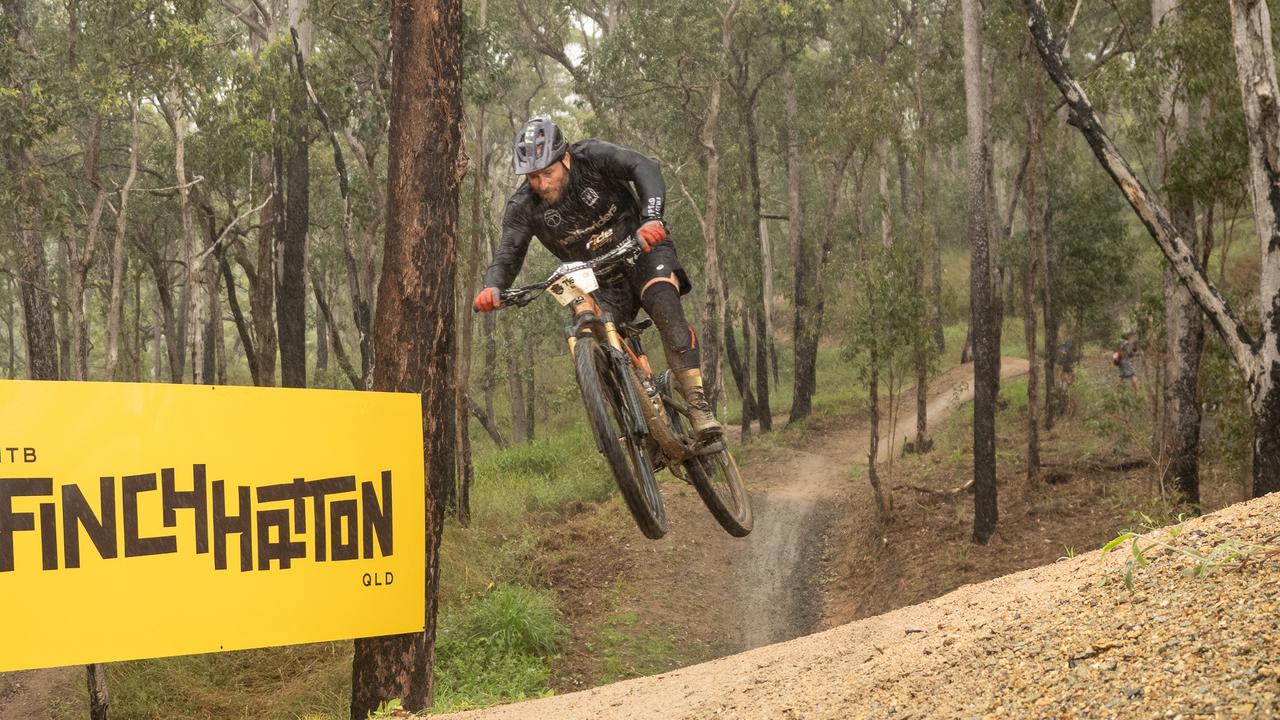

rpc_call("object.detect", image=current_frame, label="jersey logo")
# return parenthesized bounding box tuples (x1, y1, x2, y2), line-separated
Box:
(581, 188, 600, 207)
(544, 209, 564, 228)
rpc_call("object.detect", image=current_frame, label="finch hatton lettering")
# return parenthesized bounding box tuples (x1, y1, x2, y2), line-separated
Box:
(0, 464, 394, 574)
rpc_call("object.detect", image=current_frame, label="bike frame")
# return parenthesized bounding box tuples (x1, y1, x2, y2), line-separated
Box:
(496, 238, 703, 469)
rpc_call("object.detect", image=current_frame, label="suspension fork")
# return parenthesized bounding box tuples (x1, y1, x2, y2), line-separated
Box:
(567, 298, 649, 438)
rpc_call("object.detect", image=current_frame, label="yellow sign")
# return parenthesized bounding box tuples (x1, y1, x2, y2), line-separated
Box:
(0, 380, 426, 672)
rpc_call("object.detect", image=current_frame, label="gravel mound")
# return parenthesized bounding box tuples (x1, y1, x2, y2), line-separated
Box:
(443, 493, 1280, 719)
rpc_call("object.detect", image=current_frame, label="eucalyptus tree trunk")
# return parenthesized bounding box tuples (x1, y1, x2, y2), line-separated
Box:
(162, 90, 200, 383)
(235, 3, 278, 387)
(456, 15, 488, 521)
(725, 302, 757, 441)
(11, 172, 58, 380)
(696, 0, 739, 412)
(1153, 0, 1204, 508)
(810, 150, 852, 377)
(524, 329, 536, 440)
(251, 157, 279, 386)
(505, 320, 528, 443)
(932, 151, 946, 353)
(1041, 185, 1059, 430)
(963, 0, 999, 543)
(277, 0, 312, 389)
(1226, 0, 1280, 496)
(1023, 0, 1280, 497)
(316, 297, 329, 373)
(867, 346, 888, 521)
(69, 114, 108, 381)
(349, 0, 461, 714)
(735, 79, 772, 431)
(1022, 66, 1044, 481)
(8, 75, 59, 384)
(899, 142, 930, 452)
(784, 62, 816, 423)
(55, 243, 71, 375)
(4, 281, 15, 377)
(106, 102, 140, 380)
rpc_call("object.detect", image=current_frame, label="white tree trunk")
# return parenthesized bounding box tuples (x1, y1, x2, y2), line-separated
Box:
(106, 101, 140, 380)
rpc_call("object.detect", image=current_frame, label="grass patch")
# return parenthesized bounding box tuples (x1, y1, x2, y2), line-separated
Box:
(585, 582, 682, 685)
(103, 643, 352, 720)
(432, 585, 569, 714)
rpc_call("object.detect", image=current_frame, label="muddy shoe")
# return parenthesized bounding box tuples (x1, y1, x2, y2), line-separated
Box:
(675, 368, 723, 442)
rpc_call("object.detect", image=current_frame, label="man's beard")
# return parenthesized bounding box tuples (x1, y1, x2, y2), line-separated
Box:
(536, 180, 566, 205)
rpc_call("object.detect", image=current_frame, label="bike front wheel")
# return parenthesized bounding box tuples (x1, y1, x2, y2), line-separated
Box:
(574, 336, 667, 539)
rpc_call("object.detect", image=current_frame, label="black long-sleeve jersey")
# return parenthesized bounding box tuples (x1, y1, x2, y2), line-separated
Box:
(482, 139, 666, 290)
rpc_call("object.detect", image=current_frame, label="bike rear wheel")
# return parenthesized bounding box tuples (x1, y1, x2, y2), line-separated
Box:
(657, 372, 753, 537)
(688, 446, 753, 537)
(574, 336, 667, 539)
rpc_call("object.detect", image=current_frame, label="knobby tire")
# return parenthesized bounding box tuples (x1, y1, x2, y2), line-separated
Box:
(659, 371, 753, 537)
(575, 336, 667, 539)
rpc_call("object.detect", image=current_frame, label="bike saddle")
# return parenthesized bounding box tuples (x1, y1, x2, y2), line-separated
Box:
(617, 318, 653, 338)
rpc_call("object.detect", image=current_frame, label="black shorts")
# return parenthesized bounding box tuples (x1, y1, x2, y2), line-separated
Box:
(593, 239, 691, 323)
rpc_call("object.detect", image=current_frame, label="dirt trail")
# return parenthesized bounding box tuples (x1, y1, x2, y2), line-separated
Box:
(736, 358, 1030, 649)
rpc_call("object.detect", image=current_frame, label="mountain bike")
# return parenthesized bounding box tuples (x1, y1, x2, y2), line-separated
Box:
(493, 237, 753, 539)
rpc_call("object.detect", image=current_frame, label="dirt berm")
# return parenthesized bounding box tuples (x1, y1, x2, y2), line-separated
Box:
(445, 493, 1280, 719)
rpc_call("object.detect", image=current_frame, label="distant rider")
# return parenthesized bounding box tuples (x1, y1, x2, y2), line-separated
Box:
(473, 116, 722, 440)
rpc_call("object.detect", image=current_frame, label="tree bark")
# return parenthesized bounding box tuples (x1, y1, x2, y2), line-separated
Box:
(505, 318, 528, 443)
(1041, 176, 1060, 429)
(162, 90, 199, 384)
(695, 0, 738, 412)
(867, 346, 891, 522)
(963, 0, 999, 543)
(784, 63, 816, 424)
(4, 279, 15, 377)
(87, 662, 108, 720)
(220, 248, 261, 385)
(724, 302, 756, 441)
(290, 24, 373, 386)
(311, 270, 364, 390)
(1022, 63, 1044, 482)
(349, 0, 462, 714)
(467, 394, 507, 448)
(5, 0, 58, 381)
(106, 102, 140, 380)
(12, 166, 59, 381)
(455, 0, 488, 524)
(316, 284, 329, 373)
(899, 142, 931, 453)
(55, 242, 71, 377)
(1153, 0, 1203, 507)
(523, 328, 536, 441)
(931, 152, 946, 352)
(1226, 0, 1280, 497)
(252, 153, 278, 386)
(69, 114, 108, 381)
(798, 150, 849, 417)
(278, 0, 312, 389)
(734, 74, 772, 431)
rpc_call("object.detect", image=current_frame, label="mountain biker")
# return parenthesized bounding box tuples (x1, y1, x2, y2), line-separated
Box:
(473, 116, 722, 441)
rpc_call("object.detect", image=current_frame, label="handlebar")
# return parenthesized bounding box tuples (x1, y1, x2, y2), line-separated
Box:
(495, 236, 642, 309)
